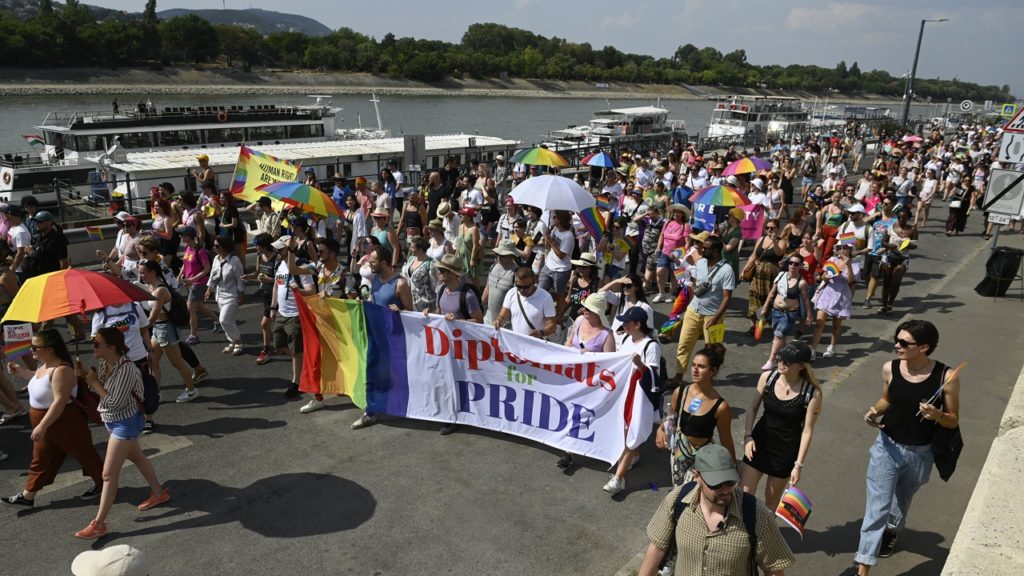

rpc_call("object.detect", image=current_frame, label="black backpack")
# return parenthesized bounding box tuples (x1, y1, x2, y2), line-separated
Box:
(662, 481, 760, 575)
(620, 335, 669, 395)
(436, 282, 481, 319)
(161, 283, 189, 327)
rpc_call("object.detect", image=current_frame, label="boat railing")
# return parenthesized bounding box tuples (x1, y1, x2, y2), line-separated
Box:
(0, 152, 84, 169)
(41, 105, 328, 130)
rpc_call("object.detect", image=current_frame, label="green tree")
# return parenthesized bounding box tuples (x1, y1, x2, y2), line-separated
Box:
(39, 0, 53, 17)
(159, 15, 218, 64)
(402, 52, 445, 82)
(143, 0, 158, 28)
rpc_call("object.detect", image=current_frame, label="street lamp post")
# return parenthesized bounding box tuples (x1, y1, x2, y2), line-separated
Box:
(900, 18, 948, 127)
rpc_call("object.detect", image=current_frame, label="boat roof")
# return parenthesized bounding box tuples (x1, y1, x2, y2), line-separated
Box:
(596, 106, 668, 116)
(100, 134, 519, 173)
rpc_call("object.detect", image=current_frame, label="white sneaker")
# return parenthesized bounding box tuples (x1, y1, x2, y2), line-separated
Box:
(300, 399, 325, 414)
(222, 345, 234, 354)
(602, 475, 625, 494)
(823, 345, 836, 358)
(351, 413, 379, 430)
(175, 388, 199, 403)
(231, 345, 244, 356)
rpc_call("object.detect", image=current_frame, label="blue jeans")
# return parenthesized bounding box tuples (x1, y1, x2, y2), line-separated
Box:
(855, 432, 934, 566)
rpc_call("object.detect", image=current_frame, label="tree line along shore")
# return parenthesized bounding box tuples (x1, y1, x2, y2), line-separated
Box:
(1, 2, 1012, 103)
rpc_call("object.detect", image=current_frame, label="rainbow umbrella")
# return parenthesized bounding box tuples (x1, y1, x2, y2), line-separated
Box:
(2, 269, 153, 324)
(581, 151, 618, 169)
(689, 184, 751, 207)
(722, 156, 772, 176)
(509, 147, 569, 167)
(256, 182, 344, 218)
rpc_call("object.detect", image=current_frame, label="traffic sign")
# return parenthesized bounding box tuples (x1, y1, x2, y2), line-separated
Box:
(999, 134, 1024, 163)
(982, 168, 1024, 216)
(1002, 103, 1019, 117)
(1004, 107, 1024, 134)
(960, 100, 974, 113)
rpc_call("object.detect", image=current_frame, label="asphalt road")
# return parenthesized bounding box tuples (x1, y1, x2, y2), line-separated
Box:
(2, 203, 1023, 576)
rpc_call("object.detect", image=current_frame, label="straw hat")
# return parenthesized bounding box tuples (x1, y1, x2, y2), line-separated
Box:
(437, 202, 452, 217)
(427, 218, 445, 232)
(570, 252, 598, 267)
(581, 293, 609, 327)
(690, 231, 711, 242)
(493, 240, 521, 258)
(668, 203, 690, 217)
(729, 207, 745, 221)
(435, 253, 465, 276)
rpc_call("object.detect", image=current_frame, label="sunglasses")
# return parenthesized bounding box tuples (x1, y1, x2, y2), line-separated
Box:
(894, 337, 918, 348)
(515, 283, 535, 291)
(706, 480, 737, 491)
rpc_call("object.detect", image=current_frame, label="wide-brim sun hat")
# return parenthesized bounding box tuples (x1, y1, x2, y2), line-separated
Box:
(668, 204, 690, 217)
(493, 240, 521, 257)
(435, 253, 465, 276)
(570, 252, 598, 267)
(581, 293, 609, 326)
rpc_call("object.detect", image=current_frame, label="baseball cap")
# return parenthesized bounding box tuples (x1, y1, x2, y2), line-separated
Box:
(615, 306, 648, 326)
(271, 238, 289, 250)
(32, 210, 54, 222)
(846, 203, 866, 214)
(777, 341, 813, 365)
(196, 154, 209, 162)
(174, 225, 197, 237)
(72, 544, 147, 576)
(113, 211, 131, 221)
(2, 205, 24, 219)
(694, 444, 740, 486)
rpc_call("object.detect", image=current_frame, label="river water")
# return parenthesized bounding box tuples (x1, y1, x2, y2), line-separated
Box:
(0, 93, 938, 152)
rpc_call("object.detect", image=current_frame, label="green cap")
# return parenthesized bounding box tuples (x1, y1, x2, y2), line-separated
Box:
(694, 445, 739, 486)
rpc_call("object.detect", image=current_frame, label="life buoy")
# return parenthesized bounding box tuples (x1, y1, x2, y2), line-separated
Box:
(1, 171, 10, 186)
(216, 111, 228, 122)
(729, 104, 736, 110)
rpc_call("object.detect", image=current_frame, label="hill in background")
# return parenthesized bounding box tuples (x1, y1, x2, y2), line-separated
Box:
(0, 1, 331, 36)
(156, 8, 330, 36)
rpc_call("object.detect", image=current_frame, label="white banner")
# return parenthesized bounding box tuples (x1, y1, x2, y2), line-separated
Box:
(398, 313, 655, 465)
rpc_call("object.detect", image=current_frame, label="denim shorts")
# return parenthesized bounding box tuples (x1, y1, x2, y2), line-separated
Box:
(152, 321, 179, 347)
(105, 412, 145, 441)
(187, 284, 206, 302)
(656, 252, 674, 269)
(604, 264, 624, 280)
(538, 267, 570, 295)
(771, 308, 800, 337)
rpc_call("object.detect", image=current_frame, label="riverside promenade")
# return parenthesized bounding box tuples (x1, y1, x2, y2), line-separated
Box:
(1, 218, 1022, 575)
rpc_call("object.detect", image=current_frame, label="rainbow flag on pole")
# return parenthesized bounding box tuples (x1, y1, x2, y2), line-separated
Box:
(85, 226, 104, 241)
(837, 229, 857, 246)
(595, 194, 612, 211)
(3, 340, 32, 361)
(578, 206, 607, 241)
(776, 485, 814, 538)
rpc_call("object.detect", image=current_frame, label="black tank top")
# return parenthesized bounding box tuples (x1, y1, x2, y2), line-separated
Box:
(883, 359, 947, 446)
(676, 385, 725, 440)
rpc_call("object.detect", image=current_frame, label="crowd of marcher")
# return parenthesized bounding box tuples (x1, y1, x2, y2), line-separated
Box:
(0, 118, 1009, 575)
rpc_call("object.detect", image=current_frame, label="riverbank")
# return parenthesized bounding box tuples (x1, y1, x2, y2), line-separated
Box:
(0, 67, 905, 106)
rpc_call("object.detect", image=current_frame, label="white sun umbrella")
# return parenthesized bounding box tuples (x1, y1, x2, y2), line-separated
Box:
(509, 175, 596, 214)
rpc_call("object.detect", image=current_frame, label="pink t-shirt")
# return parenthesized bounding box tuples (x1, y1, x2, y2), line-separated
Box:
(182, 245, 211, 287)
(661, 221, 687, 256)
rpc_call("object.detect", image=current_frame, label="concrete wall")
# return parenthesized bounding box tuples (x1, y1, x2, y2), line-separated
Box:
(942, 364, 1024, 575)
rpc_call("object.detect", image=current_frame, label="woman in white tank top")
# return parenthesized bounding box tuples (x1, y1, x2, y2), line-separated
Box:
(2, 329, 103, 509)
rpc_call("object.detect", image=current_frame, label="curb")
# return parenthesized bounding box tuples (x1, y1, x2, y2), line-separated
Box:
(941, 361, 1024, 575)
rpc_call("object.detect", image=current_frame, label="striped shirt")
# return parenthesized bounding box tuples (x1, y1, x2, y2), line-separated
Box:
(97, 356, 144, 424)
(646, 485, 795, 576)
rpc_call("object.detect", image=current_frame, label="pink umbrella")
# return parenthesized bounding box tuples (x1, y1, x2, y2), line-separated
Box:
(903, 135, 923, 143)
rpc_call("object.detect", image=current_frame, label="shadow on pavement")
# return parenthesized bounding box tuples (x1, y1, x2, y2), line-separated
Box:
(103, 473, 376, 541)
(794, 518, 947, 571)
(151, 416, 287, 439)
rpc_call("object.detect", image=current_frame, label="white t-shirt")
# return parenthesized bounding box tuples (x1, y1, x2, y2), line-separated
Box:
(603, 291, 656, 332)
(274, 260, 316, 318)
(7, 224, 30, 272)
(92, 303, 150, 363)
(461, 188, 484, 208)
(502, 287, 555, 335)
(602, 182, 623, 201)
(617, 333, 661, 370)
(544, 227, 575, 272)
(392, 169, 405, 197)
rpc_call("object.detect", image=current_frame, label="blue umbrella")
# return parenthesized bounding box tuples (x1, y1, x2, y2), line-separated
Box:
(582, 151, 618, 168)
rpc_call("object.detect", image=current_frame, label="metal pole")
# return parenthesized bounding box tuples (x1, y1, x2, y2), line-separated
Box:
(900, 20, 927, 127)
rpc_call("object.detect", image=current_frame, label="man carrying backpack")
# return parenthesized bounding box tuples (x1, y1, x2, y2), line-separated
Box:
(637, 444, 795, 576)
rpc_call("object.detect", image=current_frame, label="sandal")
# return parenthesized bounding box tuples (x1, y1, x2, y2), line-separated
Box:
(0, 408, 27, 425)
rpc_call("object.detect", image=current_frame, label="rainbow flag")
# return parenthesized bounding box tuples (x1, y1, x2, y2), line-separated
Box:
(578, 206, 607, 241)
(21, 134, 44, 147)
(659, 285, 691, 336)
(3, 341, 32, 361)
(776, 485, 814, 538)
(823, 261, 841, 279)
(85, 226, 104, 241)
(673, 266, 687, 284)
(595, 194, 612, 211)
(837, 229, 857, 246)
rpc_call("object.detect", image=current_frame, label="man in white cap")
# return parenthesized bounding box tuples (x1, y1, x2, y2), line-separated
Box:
(72, 545, 147, 576)
(636, 444, 794, 576)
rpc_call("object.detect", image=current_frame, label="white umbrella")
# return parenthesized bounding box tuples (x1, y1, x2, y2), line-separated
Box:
(509, 175, 595, 213)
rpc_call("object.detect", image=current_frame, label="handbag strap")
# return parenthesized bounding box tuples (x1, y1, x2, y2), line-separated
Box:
(516, 291, 537, 332)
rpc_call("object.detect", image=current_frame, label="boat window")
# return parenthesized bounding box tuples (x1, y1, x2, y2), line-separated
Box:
(117, 132, 154, 148)
(159, 130, 204, 147)
(342, 163, 352, 178)
(75, 135, 102, 152)
(247, 126, 287, 141)
(206, 127, 245, 144)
